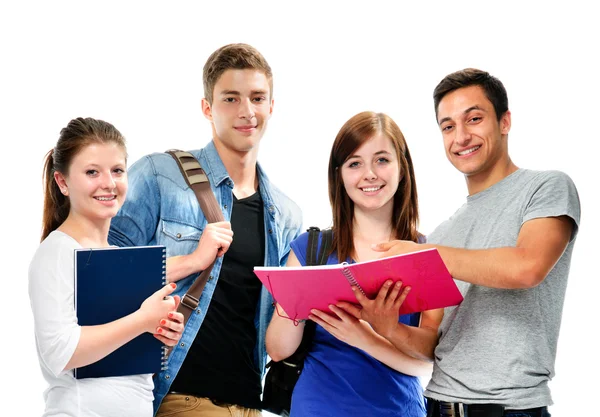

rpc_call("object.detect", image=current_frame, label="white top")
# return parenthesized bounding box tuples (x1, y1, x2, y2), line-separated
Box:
(28, 231, 153, 417)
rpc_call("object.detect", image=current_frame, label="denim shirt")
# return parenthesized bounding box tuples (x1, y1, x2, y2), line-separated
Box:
(108, 141, 303, 414)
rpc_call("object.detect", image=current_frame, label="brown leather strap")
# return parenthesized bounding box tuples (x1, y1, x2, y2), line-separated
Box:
(166, 150, 224, 326)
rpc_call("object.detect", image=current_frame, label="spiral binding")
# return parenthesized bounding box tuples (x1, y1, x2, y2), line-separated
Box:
(161, 248, 167, 285)
(160, 247, 169, 371)
(161, 346, 169, 370)
(341, 262, 366, 295)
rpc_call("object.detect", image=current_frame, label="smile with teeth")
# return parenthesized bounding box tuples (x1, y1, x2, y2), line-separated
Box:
(361, 186, 382, 192)
(94, 196, 116, 201)
(457, 145, 480, 156)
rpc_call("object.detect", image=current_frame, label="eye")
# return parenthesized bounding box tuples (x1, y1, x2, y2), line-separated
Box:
(347, 161, 360, 168)
(113, 168, 126, 175)
(469, 116, 482, 123)
(376, 157, 390, 164)
(86, 169, 98, 176)
(253, 96, 266, 102)
(224, 97, 237, 103)
(441, 124, 454, 132)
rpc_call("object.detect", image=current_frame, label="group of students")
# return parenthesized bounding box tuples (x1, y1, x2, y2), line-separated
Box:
(28, 43, 580, 417)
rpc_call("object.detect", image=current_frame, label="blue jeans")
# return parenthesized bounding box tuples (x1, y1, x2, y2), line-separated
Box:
(505, 409, 550, 417)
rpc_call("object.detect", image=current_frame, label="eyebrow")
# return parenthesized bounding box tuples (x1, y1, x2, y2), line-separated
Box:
(438, 105, 487, 125)
(347, 150, 392, 159)
(219, 89, 268, 96)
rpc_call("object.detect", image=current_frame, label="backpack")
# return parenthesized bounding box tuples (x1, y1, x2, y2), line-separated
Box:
(261, 226, 333, 416)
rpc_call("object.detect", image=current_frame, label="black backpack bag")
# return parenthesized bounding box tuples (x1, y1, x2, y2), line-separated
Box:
(262, 226, 333, 416)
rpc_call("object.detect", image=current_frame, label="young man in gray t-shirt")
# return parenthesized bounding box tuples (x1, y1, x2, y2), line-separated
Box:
(343, 69, 580, 417)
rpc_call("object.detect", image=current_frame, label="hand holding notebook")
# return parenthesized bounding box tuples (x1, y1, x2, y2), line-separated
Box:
(254, 248, 463, 321)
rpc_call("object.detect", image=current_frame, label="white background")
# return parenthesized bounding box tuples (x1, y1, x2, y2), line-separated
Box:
(1, 1, 597, 415)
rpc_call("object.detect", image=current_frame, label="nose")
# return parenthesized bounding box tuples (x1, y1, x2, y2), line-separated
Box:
(454, 123, 472, 146)
(103, 172, 116, 190)
(239, 98, 255, 120)
(364, 165, 377, 181)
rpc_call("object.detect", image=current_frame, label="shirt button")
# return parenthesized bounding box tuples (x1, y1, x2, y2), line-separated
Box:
(268, 229, 273, 234)
(180, 342, 185, 347)
(224, 205, 227, 209)
(176, 233, 181, 238)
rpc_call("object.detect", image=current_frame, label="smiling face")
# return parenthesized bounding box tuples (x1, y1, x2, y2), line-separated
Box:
(340, 132, 401, 217)
(54, 142, 127, 224)
(437, 85, 511, 186)
(202, 69, 273, 157)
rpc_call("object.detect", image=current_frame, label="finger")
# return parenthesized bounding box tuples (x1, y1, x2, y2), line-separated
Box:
(153, 333, 177, 347)
(310, 309, 338, 327)
(375, 280, 394, 303)
(167, 310, 184, 324)
(329, 305, 354, 322)
(384, 281, 403, 307)
(156, 326, 180, 342)
(351, 286, 371, 306)
(393, 286, 411, 309)
(371, 240, 397, 252)
(171, 295, 181, 311)
(160, 317, 184, 333)
(308, 313, 337, 335)
(336, 302, 362, 319)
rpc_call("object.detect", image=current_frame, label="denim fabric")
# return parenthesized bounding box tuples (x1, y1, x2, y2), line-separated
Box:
(108, 141, 302, 415)
(505, 409, 550, 417)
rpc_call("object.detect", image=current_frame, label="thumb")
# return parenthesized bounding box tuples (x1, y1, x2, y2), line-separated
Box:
(159, 282, 177, 298)
(371, 241, 394, 252)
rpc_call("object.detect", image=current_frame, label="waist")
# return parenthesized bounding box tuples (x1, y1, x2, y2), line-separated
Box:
(427, 399, 547, 417)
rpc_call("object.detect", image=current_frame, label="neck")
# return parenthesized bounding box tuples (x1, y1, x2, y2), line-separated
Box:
(353, 209, 394, 245)
(213, 139, 259, 199)
(57, 213, 111, 248)
(466, 158, 519, 195)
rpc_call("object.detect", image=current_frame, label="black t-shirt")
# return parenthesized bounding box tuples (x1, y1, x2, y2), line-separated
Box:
(170, 192, 265, 409)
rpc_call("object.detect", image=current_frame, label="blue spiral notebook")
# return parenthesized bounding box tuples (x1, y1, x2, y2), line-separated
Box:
(74, 245, 168, 379)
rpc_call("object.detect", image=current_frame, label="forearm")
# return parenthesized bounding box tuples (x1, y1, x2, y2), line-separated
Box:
(384, 322, 438, 362)
(64, 311, 146, 371)
(266, 305, 305, 362)
(166, 254, 203, 283)
(432, 245, 541, 289)
(360, 331, 433, 377)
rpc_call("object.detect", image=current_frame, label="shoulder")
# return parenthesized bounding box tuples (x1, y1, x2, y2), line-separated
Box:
(258, 168, 302, 227)
(29, 232, 79, 278)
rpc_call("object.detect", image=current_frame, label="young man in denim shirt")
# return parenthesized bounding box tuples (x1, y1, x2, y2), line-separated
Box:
(109, 43, 302, 417)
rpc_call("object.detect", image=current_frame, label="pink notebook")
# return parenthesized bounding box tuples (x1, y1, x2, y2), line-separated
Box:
(254, 248, 463, 321)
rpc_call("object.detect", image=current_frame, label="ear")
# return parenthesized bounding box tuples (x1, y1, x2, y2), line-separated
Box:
(500, 110, 511, 135)
(54, 171, 69, 196)
(268, 98, 274, 119)
(201, 98, 213, 121)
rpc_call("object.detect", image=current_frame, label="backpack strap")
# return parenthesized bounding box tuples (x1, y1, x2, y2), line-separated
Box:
(166, 149, 224, 327)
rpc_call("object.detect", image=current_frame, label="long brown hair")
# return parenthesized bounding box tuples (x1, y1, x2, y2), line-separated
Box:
(327, 111, 420, 262)
(41, 117, 126, 241)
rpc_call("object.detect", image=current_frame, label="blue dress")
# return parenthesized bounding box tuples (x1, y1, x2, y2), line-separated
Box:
(289, 232, 427, 417)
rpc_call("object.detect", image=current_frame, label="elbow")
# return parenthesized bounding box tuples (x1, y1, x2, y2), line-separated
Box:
(514, 264, 547, 289)
(266, 341, 291, 362)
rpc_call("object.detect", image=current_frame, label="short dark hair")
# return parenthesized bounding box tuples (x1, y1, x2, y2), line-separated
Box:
(433, 68, 509, 121)
(203, 43, 273, 105)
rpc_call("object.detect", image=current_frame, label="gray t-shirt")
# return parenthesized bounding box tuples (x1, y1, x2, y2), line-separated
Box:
(424, 169, 580, 409)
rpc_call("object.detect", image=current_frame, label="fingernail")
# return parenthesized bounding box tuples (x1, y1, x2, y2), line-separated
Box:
(170, 283, 176, 289)
(157, 328, 163, 333)
(168, 312, 173, 318)
(396, 282, 402, 287)
(160, 319, 166, 326)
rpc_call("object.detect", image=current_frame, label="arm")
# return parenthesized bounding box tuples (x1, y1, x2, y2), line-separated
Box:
(337, 281, 442, 362)
(310, 304, 433, 376)
(375, 216, 574, 289)
(265, 250, 307, 362)
(64, 284, 183, 371)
